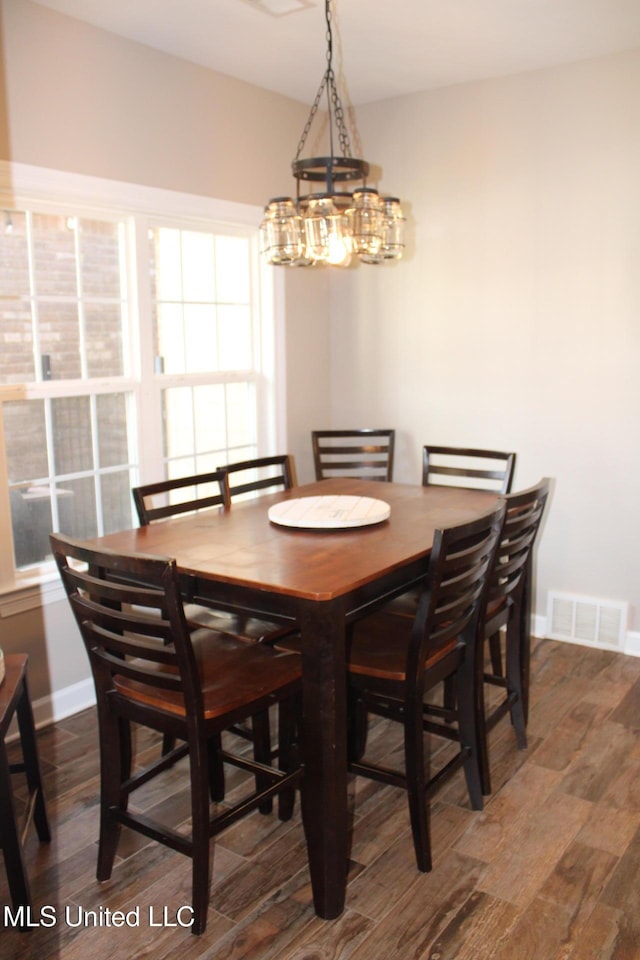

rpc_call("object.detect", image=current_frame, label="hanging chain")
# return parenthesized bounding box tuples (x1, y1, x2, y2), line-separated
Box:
(295, 75, 328, 160)
(294, 0, 353, 162)
(328, 70, 352, 158)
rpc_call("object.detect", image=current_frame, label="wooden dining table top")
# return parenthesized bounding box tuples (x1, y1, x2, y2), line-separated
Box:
(96, 477, 498, 602)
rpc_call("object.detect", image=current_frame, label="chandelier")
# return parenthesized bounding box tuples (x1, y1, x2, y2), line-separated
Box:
(260, 0, 405, 268)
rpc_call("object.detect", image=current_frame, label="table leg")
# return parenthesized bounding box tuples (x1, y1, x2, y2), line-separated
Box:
(297, 599, 348, 919)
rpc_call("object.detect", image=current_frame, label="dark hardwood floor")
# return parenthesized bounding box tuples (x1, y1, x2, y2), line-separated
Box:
(2, 637, 640, 959)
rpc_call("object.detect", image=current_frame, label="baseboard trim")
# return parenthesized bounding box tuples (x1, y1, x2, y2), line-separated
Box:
(624, 631, 640, 658)
(32, 677, 96, 730)
(533, 614, 640, 658)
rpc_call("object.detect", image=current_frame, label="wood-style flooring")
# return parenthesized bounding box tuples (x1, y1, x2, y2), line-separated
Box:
(2, 636, 640, 959)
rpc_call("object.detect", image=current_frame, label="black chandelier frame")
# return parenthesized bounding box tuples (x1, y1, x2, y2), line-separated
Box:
(291, 0, 370, 209)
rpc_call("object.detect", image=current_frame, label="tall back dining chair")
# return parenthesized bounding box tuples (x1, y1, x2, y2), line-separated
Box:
(384, 446, 514, 623)
(132, 469, 230, 525)
(346, 502, 505, 873)
(312, 429, 395, 482)
(423, 446, 516, 494)
(132, 467, 300, 780)
(132, 469, 285, 641)
(477, 477, 550, 794)
(222, 454, 296, 501)
(50, 533, 302, 936)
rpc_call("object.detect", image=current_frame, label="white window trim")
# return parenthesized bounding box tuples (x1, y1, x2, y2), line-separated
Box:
(0, 161, 287, 615)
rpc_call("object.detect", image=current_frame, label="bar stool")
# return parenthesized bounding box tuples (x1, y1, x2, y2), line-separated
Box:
(0, 654, 51, 920)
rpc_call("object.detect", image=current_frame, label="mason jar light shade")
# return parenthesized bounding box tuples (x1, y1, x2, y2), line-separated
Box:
(260, 1, 405, 269)
(304, 197, 351, 266)
(378, 197, 406, 260)
(260, 198, 304, 265)
(347, 188, 384, 258)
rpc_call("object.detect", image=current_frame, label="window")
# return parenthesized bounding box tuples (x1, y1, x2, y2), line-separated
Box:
(149, 227, 262, 477)
(0, 165, 280, 596)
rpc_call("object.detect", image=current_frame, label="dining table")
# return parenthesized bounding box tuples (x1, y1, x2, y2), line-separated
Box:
(86, 477, 498, 919)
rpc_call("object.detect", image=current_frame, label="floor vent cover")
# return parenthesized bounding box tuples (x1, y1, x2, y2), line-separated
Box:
(546, 592, 627, 649)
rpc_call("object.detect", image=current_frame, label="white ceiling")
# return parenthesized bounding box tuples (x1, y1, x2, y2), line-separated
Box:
(34, 0, 640, 106)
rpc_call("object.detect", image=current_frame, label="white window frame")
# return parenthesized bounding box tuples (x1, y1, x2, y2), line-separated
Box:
(0, 161, 287, 611)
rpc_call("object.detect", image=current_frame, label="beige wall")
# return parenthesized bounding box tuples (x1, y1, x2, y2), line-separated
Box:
(0, 0, 307, 205)
(330, 49, 640, 633)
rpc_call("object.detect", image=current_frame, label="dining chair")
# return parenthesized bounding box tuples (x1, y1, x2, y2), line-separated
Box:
(215, 454, 300, 768)
(50, 533, 303, 936)
(423, 445, 516, 494)
(384, 444, 515, 626)
(132, 468, 231, 524)
(0, 654, 51, 927)
(132, 469, 287, 643)
(132, 468, 299, 791)
(312, 429, 395, 482)
(477, 477, 550, 795)
(222, 454, 297, 501)
(346, 503, 505, 873)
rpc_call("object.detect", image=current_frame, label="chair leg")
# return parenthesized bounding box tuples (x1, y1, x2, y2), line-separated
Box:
(519, 564, 533, 723)
(252, 710, 274, 815)
(162, 734, 176, 756)
(442, 676, 456, 716)
(347, 693, 368, 761)
(476, 643, 492, 797)
(456, 657, 483, 811)
(404, 705, 432, 873)
(118, 718, 132, 810)
(16, 677, 51, 842)
(505, 615, 527, 750)
(208, 734, 225, 802)
(277, 696, 299, 822)
(189, 739, 211, 937)
(488, 632, 503, 677)
(0, 740, 32, 916)
(97, 710, 124, 881)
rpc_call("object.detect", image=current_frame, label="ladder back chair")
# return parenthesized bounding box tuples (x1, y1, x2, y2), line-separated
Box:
(477, 477, 550, 794)
(216, 454, 300, 765)
(132, 469, 230, 524)
(222, 454, 296, 501)
(385, 446, 515, 622)
(0, 654, 51, 926)
(50, 533, 302, 936)
(132, 469, 300, 791)
(347, 503, 505, 872)
(132, 469, 289, 642)
(423, 446, 516, 494)
(312, 429, 395, 482)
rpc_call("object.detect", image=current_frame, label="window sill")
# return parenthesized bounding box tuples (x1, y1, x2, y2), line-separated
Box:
(0, 574, 65, 618)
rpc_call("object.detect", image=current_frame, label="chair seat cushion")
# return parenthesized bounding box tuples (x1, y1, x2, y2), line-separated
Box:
(348, 611, 458, 682)
(114, 629, 301, 720)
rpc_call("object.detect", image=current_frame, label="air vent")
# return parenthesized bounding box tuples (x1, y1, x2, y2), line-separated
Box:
(546, 592, 627, 650)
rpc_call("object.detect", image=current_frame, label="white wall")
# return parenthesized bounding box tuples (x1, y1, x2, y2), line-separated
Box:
(330, 49, 640, 635)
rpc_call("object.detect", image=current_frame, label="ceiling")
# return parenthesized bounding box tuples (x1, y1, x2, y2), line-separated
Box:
(34, 0, 640, 106)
